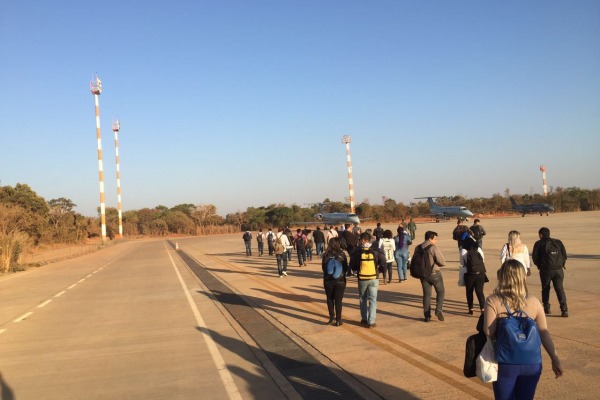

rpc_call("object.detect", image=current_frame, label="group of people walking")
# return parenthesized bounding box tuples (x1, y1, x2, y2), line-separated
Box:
(244, 219, 568, 399)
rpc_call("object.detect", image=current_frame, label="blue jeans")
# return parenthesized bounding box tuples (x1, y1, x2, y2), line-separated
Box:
(395, 250, 409, 280)
(420, 271, 445, 317)
(244, 241, 252, 256)
(316, 242, 324, 258)
(258, 241, 264, 255)
(306, 247, 313, 261)
(276, 253, 288, 276)
(493, 363, 542, 400)
(296, 248, 307, 266)
(287, 248, 293, 261)
(358, 279, 379, 325)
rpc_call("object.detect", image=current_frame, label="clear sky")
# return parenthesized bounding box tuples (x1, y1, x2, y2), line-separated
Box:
(1, 1, 598, 217)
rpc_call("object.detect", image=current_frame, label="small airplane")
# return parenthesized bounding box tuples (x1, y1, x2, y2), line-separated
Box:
(415, 197, 474, 222)
(292, 203, 362, 226)
(509, 196, 554, 217)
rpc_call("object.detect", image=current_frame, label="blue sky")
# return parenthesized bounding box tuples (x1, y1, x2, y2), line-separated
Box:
(1, 1, 598, 217)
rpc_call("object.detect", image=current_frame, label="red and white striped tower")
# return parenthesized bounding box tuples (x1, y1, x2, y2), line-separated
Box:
(90, 75, 107, 244)
(540, 165, 548, 197)
(341, 135, 356, 213)
(112, 119, 123, 238)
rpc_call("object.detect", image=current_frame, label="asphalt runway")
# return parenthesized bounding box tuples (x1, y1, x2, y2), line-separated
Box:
(0, 210, 597, 399)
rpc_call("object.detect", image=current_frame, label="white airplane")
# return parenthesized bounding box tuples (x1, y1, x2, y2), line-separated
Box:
(415, 197, 474, 222)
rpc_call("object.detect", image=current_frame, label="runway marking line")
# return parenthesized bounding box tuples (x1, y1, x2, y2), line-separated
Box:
(37, 300, 52, 308)
(163, 242, 242, 400)
(14, 312, 33, 323)
(0, 329, 6, 335)
(54, 291, 66, 298)
(68, 284, 77, 289)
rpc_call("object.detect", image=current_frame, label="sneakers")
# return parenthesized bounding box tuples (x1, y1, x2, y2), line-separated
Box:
(368, 323, 377, 328)
(279, 275, 283, 278)
(282, 271, 288, 276)
(335, 321, 343, 326)
(360, 319, 368, 326)
(561, 311, 569, 317)
(435, 312, 445, 322)
(424, 316, 431, 322)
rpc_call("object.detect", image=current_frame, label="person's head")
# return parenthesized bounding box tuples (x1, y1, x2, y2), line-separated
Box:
(359, 231, 372, 244)
(330, 225, 334, 230)
(278, 227, 283, 232)
(397, 226, 404, 236)
(424, 231, 438, 242)
(297, 229, 302, 234)
(383, 229, 393, 239)
(259, 228, 263, 232)
(508, 230, 522, 247)
(316, 226, 321, 231)
(326, 236, 343, 254)
(457, 219, 462, 225)
(494, 259, 529, 310)
(345, 223, 351, 230)
(474, 219, 480, 225)
(539, 227, 550, 239)
(377, 222, 381, 228)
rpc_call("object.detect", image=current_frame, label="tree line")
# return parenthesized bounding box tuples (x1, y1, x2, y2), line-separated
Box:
(1, 183, 598, 273)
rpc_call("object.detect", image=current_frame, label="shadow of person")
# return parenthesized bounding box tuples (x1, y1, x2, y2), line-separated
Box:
(0, 372, 15, 400)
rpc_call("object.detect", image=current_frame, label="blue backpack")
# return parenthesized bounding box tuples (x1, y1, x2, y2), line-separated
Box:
(495, 303, 542, 365)
(326, 257, 343, 279)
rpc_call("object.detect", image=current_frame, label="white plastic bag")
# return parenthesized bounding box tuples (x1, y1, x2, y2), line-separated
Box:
(458, 266, 466, 287)
(476, 337, 498, 383)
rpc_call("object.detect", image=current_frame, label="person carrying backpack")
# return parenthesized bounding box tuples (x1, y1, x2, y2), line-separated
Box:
(378, 229, 396, 284)
(532, 227, 569, 317)
(321, 237, 349, 326)
(294, 229, 307, 267)
(414, 231, 447, 322)
(266, 228, 275, 256)
(274, 228, 291, 278)
(242, 231, 252, 256)
(350, 231, 386, 328)
(484, 259, 563, 399)
(256, 228, 265, 256)
(460, 236, 487, 315)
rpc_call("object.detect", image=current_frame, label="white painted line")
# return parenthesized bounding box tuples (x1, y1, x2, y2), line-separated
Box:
(163, 242, 242, 400)
(93, 270, 99, 274)
(14, 312, 33, 323)
(68, 284, 77, 289)
(78, 279, 85, 283)
(86, 274, 93, 278)
(0, 329, 7, 335)
(37, 300, 52, 308)
(55, 291, 66, 298)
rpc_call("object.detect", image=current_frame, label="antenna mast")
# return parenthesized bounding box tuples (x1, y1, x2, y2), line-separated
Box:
(112, 119, 123, 238)
(90, 75, 107, 244)
(341, 135, 356, 214)
(540, 165, 548, 197)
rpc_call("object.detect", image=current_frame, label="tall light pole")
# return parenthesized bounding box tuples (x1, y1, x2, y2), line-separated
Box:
(341, 135, 356, 214)
(540, 165, 548, 197)
(112, 119, 123, 238)
(90, 75, 107, 244)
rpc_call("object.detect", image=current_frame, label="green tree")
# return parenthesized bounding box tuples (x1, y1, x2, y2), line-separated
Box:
(0, 205, 32, 273)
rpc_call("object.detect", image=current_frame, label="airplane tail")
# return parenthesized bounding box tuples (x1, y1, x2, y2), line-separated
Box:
(427, 197, 436, 207)
(509, 197, 517, 207)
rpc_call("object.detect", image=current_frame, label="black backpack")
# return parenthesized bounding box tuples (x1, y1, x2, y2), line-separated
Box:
(295, 235, 305, 249)
(541, 239, 565, 270)
(243, 232, 251, 241)
(409, 244, 433, 279)
(466, 248, 486, 274)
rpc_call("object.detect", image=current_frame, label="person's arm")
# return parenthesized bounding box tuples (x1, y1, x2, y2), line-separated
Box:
(483, 296, 498, 337)
(432, 245, 446, 267)
(500, 244, 508, 263)
(523, 245, 531, 272)
(460, 249, 468, 267)
(532, 241, 541, 267)
(533, 299, 564, 378)
(559, 240, 567, 266)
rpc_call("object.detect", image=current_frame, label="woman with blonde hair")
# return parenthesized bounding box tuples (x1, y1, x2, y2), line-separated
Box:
(500, 230, 531, 276)
(484, 259, 563, 399)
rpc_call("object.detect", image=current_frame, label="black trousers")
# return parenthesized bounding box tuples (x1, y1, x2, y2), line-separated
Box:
(324, 279, 346, 321)
(464, 273, 486, 310)
(540, 268, 568, 311)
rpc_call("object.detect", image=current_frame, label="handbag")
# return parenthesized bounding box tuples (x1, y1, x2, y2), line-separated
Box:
(464, 332, 486, 377)
(458, 266, 466, 286)
(476, 337, 498, 383)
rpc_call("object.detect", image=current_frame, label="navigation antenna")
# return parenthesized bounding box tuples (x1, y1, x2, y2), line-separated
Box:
(540, 165, 548, 197)
(90, 75, 107, 244)
(341, 135, 355, 213)
(112, 119, 123, 238)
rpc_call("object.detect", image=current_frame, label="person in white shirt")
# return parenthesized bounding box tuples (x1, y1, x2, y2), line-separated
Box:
(500, 230, 531, 275)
